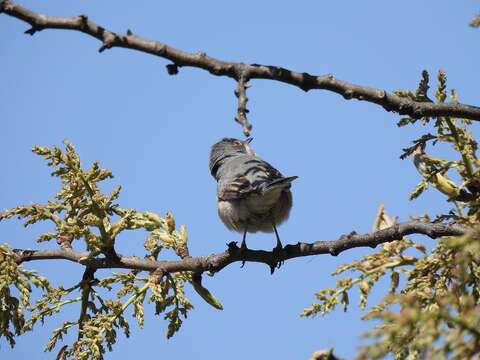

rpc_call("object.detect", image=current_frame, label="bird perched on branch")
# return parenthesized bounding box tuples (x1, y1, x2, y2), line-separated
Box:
(209, 137, 297, 271)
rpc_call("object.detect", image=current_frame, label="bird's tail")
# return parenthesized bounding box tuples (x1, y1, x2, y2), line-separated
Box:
(264, 176, 298, 193)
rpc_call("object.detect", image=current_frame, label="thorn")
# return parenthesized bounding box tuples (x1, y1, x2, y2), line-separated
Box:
(166, 63, 179, 75)
(24, 26, 40, 35)
(126, 29, 133, 36)
(78, 14, 88, 29)
(227, 241, 238, 250)
(329, 247, 339, 256)
(343, 90, 353, 99)
(98, 40, 115, 53)
(98, 31, 117, 53)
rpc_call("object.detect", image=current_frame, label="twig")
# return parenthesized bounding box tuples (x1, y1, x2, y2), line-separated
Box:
(78, 173, 117, 260)
(234, 77, 252, 137)
(77, 267, 96, 339)
(114, 282, 149, 322)
(444, 117, 475, 179)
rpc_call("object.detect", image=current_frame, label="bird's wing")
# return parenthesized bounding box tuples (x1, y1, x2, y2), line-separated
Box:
(217, 175, 255, 200)
(242, 158, 286, 191)
(217, 156, 295, 201)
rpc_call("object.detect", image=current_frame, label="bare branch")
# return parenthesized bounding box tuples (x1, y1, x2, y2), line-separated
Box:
(12, 221, 467, 274)
(1, 0, 480, 121)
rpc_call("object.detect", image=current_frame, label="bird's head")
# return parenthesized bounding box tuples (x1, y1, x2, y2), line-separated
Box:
(209, 137, 255, 177)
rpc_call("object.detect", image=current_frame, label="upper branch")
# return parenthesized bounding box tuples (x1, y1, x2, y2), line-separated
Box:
(2, 0, 480, 121)
(13, 221, 467, 274)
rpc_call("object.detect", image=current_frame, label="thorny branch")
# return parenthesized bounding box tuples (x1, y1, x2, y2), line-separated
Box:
(12, 221, 467, 274)
(2, 0, 480, 128)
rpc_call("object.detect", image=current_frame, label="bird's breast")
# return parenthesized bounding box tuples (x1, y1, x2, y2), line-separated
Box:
(217, 189, 293, 234)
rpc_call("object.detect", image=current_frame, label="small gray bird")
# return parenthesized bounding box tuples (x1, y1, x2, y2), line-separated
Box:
(209, 137, 297, 269)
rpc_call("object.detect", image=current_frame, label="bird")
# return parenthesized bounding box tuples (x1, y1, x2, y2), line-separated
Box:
(209, 137, 297, 271)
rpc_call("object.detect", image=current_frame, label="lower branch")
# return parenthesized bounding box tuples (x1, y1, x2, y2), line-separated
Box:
(12, 221, 467, 274)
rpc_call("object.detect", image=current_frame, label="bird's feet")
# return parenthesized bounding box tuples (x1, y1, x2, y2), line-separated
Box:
(270, 242, 284, 274)
(240, 239, 248, 268)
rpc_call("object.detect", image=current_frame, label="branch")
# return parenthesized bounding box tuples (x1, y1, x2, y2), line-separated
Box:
(13, 221, 467, 274)
(2, 0, 480, 121)
(77, 267, 96, 338)
(234, 77, 252, 137)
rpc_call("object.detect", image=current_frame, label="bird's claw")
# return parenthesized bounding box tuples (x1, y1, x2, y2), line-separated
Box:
(240, 239, 248, 268)
(270, 243, 284, 274)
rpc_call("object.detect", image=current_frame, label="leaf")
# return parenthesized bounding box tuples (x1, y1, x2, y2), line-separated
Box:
(190, 274, 223, 310)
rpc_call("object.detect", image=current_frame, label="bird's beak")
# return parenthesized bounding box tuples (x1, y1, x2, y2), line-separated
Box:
(244, 137, 255, 156)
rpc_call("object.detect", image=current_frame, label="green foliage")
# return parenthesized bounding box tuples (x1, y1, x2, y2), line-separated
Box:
(1, 71, 479, 359)
(0, 244, 50, 348)
(0, 141, 219, 359)
(304, 70, 480, 359)
(470, 13, 480, 28)
(357, 232, 480, 360)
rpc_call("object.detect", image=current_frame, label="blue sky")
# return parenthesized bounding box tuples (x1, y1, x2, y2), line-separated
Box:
(1, 1, 479, 359)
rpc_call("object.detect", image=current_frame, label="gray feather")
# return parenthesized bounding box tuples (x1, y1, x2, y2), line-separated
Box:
(210, 138, 297, 234)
